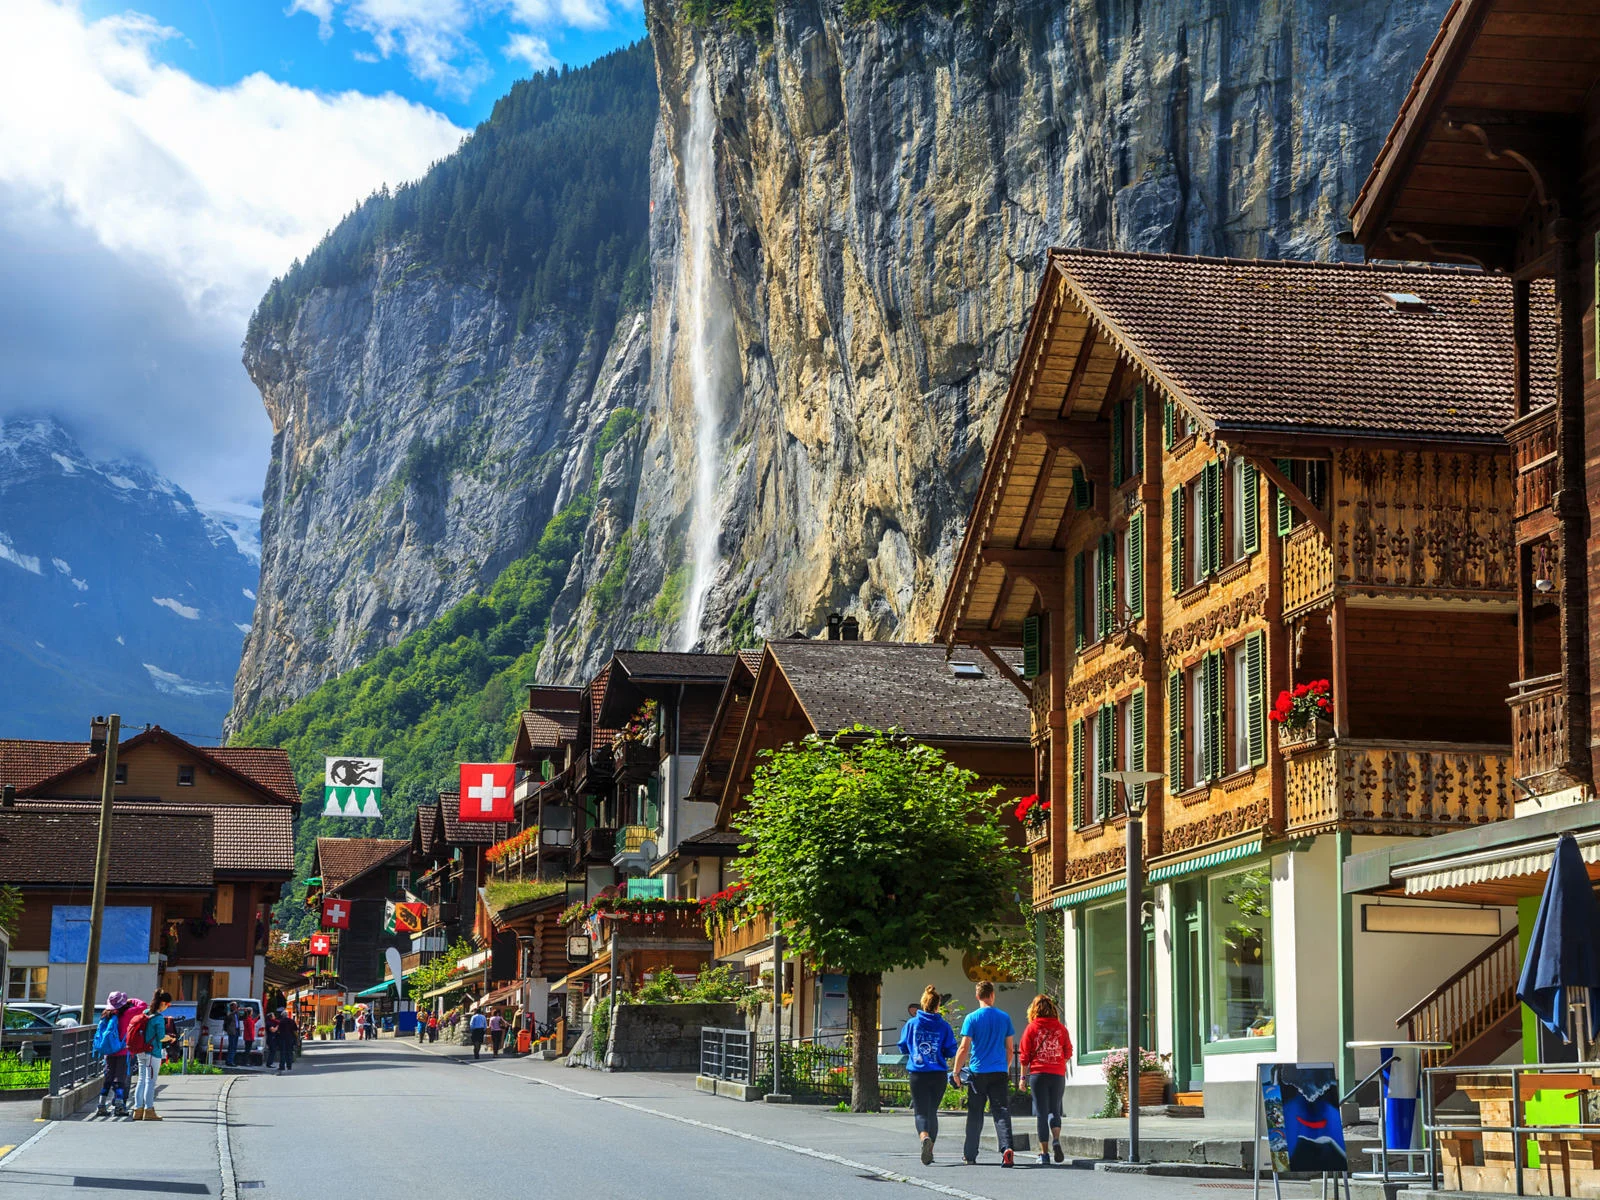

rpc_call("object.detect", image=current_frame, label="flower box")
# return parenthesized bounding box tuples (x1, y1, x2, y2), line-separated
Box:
(1118, 1070, 1168, 1113)
(1277, 718, 1332, 754)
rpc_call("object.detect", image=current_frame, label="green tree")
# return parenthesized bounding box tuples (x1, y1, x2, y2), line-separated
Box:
(732, 727, 1020, 1111)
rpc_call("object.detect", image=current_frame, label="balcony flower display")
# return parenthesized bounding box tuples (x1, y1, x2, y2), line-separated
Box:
(1269, 679, 1333, 749)
(1014, 794, 1048, 838)
(614, 699, 659, 747)
(485, 827, 539, 865)
(698, 880, 752, 937)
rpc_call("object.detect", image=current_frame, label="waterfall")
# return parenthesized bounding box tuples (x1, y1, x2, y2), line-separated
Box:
(679, 64, 723, 651)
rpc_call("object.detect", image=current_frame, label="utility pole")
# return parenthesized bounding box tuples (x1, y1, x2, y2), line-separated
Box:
(80, 714, 120, 1021)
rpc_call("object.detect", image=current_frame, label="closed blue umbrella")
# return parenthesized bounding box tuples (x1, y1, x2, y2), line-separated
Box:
(1516, 834, 1600, 1043)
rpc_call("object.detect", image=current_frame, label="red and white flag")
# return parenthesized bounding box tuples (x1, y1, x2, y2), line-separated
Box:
(309, 933, 332, 956)
(459, 763, 515, 823)
(321, 897, 351, 930)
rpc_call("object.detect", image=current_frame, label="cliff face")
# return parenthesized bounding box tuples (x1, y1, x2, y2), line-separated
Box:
(538, 0, 1448, 679)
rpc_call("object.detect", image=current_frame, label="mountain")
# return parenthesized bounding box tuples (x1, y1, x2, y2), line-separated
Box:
(0, 418, 258, 741)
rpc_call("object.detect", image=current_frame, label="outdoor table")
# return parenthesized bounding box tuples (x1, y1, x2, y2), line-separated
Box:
(1347, 1040, 1452, 1181)
(1450, 1070, 1600, 1196)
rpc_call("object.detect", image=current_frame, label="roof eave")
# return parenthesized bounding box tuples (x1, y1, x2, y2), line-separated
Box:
(1214, 421, 1510, 453)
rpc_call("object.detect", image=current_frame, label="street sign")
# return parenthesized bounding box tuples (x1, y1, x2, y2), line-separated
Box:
(323, 757, 383, 818)
(321, 897, 350, 930)
(458, 763, 514, 823)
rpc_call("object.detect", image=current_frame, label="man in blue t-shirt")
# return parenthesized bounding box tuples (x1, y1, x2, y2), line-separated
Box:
(951, 980, 1017, 1166)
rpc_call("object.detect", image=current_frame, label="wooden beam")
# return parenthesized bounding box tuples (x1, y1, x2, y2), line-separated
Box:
(975, 643, 1031, 698)
(1055, 328, 1094, 419)
(1247, 455, 1331, 539)
(982, 548, 1064, 572)
(1095, 355, 1129, 420)
(1016, 445, 1061, 549)
(988, 573, 1018, 631)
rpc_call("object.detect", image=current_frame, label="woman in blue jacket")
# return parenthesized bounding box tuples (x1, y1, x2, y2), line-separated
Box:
(897, 986, 958, 1165)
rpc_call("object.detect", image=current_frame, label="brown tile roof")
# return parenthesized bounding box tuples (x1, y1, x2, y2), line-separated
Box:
(1051, 248, 1555, 440)
(612, 652, 738, 682)
(766, 642, 1029, 744)
(207, 748, 302, 806)
(0, 732, 300, 808)
(0, 740, 93, 789)
(315, 838, 411, 892)
(14, 799, 294, 875)
(414, 803, 438, 859)
(520, 710, 579, 751)
(435, 792, 510, 846)
(0, 808, 214, 888)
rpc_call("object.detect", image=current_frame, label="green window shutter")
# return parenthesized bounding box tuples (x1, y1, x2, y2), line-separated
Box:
(1073, 467, 1093, 510)
(1163, 398, 1175, 450)
(1097, 702, 1115, 820)
(1167, 671, 1183, 790)
(1206, 651, 1226, 781)
(1169, 486, 1185, 594)
(1275, 458, 1294, 536)
(1195, 473, 1212, 579)
(1206, 461, 1225, 576)
(1130, 686, 1147, 807)
(1073, 552, 1086, 650)
(1099, 533, 1116, 635)
(1241, 460, 1260, 556)
(1072, 718, 1087, 828)
(1022, 614, 1041, 680)
(1246, 630, 1267, 767)
(1128, 511, 1145, 620)
(1132, 385, 1146, 478)
(1111, 404, 1125, 488)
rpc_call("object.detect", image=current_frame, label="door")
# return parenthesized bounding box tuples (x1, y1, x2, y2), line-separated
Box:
(1171, 882, 1205, 1092)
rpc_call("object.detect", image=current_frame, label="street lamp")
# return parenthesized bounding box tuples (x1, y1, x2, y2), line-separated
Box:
(1104, 767, 1164, 1164)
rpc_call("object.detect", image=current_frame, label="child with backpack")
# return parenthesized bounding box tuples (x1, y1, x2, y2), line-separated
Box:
(127, 990, 172, 1120)
(94, 991, 146, 1118)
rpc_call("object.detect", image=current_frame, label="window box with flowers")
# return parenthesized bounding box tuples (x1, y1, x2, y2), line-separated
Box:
(1014, 794, 1049, 843)
(1268, 679, 1333, 752)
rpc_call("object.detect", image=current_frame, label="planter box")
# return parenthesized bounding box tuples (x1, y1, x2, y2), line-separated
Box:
(1118, 1071, 1169, 1113)
(1277, 718, 1332, 754)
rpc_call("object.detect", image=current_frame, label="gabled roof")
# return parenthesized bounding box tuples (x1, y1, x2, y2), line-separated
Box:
(413, 803, 438, 859)
(513, 710, 580, 762)
(316, 837, 411, 893)
(598, 651, 738, 727)
(0, 808, 214, 888)
(15, 799, 294, 876)
(436, 791, 509, 846)
(688, 651, 763, 802)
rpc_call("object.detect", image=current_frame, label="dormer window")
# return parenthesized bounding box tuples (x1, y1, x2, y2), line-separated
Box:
(114, 764, 127, 785)
(178, 765, 195, 787)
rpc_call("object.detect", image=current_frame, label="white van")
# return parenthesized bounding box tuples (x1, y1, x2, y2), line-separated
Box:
(199, 998, 265, 1062)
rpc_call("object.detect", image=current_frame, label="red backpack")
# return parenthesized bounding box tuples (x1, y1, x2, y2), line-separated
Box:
(126, 1012, 152, 1055)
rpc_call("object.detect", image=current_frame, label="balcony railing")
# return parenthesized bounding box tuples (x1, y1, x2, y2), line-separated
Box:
(1283, 523, 1334, 616)
(1509, 404, 1557, 522)
(1509, 675, 1565, 782)
(607, 907, 707, 942)
(1285, 740, 1513, 835)
(713, 909, 773, 961)
(1031, 843, 1053, 908)
(614, 824, 657, 858)
(579, 825, 618, 863)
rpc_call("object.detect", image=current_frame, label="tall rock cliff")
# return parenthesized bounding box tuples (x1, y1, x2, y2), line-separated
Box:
(536, 0, 1449, 681)
(231, 1, 1448, 724)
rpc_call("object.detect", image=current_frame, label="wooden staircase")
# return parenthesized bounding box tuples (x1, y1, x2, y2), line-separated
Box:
(1396, 930, 1523, 1101)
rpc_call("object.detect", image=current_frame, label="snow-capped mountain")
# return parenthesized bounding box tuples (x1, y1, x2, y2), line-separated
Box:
(0, 418, 259, 740)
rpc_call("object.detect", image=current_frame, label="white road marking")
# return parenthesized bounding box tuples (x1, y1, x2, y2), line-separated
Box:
(400, 1040, 999, 1200)
(0, 1120, 55, 1170)
(217, 1074, 239, 1200)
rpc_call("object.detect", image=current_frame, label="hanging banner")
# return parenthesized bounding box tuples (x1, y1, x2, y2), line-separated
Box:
(323, 757, 384, 818)
(321, 897, 351, 930)
(458, 763, 515, 823)
(309, 933, 332, 957)
(383, 901, 428, 935)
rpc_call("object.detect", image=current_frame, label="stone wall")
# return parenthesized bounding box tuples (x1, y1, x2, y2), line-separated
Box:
(606, 1002, 744, 1072)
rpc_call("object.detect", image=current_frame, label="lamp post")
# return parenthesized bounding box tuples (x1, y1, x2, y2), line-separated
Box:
(1104, 767, 1164, 1164)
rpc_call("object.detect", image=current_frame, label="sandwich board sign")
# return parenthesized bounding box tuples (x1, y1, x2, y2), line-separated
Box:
(324, 757, 383, 818)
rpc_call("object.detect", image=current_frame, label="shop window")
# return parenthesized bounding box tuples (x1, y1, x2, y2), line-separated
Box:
(6, 965, 47, 1000)
(1080, 901, 1126, 1054)
(1206, 866, 1274, 1043)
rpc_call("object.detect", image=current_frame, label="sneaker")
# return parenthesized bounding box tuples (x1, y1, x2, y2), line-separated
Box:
(920, 1138, 934, 1166)
(1037, 1152, 1050, 1166)
(113, 1105, 129, 1118)
(962, 1159, 976, 1166)
(1053, 1139, 1064, 1163)
(95, 1103, 109, 1118)
(1001, 1149, 1014, 1168)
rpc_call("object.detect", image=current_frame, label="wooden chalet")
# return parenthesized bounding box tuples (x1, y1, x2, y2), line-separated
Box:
(312, 837, 411, 996)
(938, 248, 1542, 1117)
(0, 727, 299, 1011)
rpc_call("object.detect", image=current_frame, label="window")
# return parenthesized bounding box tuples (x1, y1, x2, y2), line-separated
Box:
(1274, 459, 1330, 536)
(1189, 664, 1209, 785)
(1111, 386, 1147, 487)
(1228, 458, 1260, 563)
(1207, 866, 1274, 1043)
(1123, 512, 1145, 621)
(114, 764, 127, 785)
(1230, 645, 1251, 773)
(1074, 537, 1119, 647)
(1185, 476, 1206, 587)
(178, 765, 195, 786)
(1072, 709, 1110, 827)
(1121, 688, 1147, 811)
(6, 965, 47, 1001)
(1085, 709, 1101, 820)
(1081, 900, 1126, 1054)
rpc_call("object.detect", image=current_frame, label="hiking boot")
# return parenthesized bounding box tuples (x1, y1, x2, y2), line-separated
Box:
(1052, 1139, 1064, 1163)
(920, 1138, 933, 1166)
(145, 1110, 162, 1121)
(1001, 1149, 1014, 1168)
(132, 1108, 146, 1120)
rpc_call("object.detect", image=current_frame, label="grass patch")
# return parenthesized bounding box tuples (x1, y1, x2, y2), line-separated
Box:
(0, 1053, 49, 1090)
(485, 879, 565, 911)
(160, 1060, 223, 1075)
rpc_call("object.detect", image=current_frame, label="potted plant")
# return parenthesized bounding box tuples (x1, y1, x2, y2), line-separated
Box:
(1268, 679, 1333, 751)
(1101, 1047, 1170, 1114)
(1014, 794, 1049, 842)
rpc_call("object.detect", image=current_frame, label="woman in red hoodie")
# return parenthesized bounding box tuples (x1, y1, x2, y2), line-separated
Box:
(1018, 994, 1071, 1165)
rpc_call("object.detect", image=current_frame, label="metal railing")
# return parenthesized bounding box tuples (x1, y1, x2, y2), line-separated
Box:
(700, 1027, 754, 1083)
(48, 1024, 98, 1096)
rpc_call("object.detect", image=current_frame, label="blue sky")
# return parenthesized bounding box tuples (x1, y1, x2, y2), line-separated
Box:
(0, 1, 648, 511)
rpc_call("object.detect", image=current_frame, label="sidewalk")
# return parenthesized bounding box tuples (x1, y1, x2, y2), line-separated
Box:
(0, 1070, 227, 1195)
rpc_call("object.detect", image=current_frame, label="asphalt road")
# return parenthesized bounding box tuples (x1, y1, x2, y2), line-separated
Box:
(0, 1040, 1321, 1200)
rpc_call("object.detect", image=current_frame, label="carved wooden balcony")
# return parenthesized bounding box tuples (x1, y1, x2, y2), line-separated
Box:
(1508, 405, 1557, 527)
(1031, 842, 1053, 907)
(1509, 675, 1565, 783)
(1284, 740, 1512, 836)
(1283, 524, 1334, 616)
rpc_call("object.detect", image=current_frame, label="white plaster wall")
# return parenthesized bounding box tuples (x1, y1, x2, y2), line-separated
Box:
(1153, 884, 1176, 1059)
(1291, 838, 1341, 1065)
(17, 948, 159, 1010)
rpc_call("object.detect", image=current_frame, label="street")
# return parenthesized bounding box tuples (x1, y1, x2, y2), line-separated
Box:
(0, 1041, 1306, 1200)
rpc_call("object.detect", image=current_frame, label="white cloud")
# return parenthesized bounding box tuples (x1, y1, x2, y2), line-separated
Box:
(152, 596, 201, 619)
(52, 557, 71, 574)
(504, 33, 555, 70)
(288, 0, 336, 39)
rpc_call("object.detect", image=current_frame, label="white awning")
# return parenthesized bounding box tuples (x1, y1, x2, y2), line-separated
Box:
(1399, 829, 1600, 895)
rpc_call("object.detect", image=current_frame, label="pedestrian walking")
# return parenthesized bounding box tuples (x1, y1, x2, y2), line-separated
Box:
(274, 1008, 296, 1072)
(469, 1008, 487, 1058)
(128, 989, 172, 1120)
(242, 1009, 258, 1065)
(94, 991, 146, 1118)
(951, 980, 1016, 1167)
(224, 1002, 241, 1067)
(263, 1010, 278, 1069)
(427, 1013, 439, 1043)
(898, 985, 958, 1166)
(417, 1011, 428, 1043)
(1019, 994, 1071, 1165)
(489, 1009, 506, 1056)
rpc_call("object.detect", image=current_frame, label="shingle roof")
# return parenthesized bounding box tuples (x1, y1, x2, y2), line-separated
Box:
(0, 740, 92, 789)
(316, 838, 411, 892)
(767, 642, 1029, 743)
(414, 803, 438, 858)
(1051, 248, 1555, 440)
(679, 828, 748, 851)
(15, 799, 295, 875)
(0, 808, 213, 887)
(435, 792, 509, 846)
(0, 732, 300, 807)
(207, 749, 302, 805)
(613, 652, 738, 681)
(587, 666, 614, 751)
(737, 650, 764, 674)
(520, 710, 579, 750)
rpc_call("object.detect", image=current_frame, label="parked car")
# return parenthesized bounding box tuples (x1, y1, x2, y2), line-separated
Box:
(2, 1007, 58, 1059)
(198, 998, 264, 1062)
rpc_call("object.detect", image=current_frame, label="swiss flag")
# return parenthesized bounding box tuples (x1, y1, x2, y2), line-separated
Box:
(309, 933, 332, 956)
(459, 763, 515, 823)
(321, 897, 350, 930)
